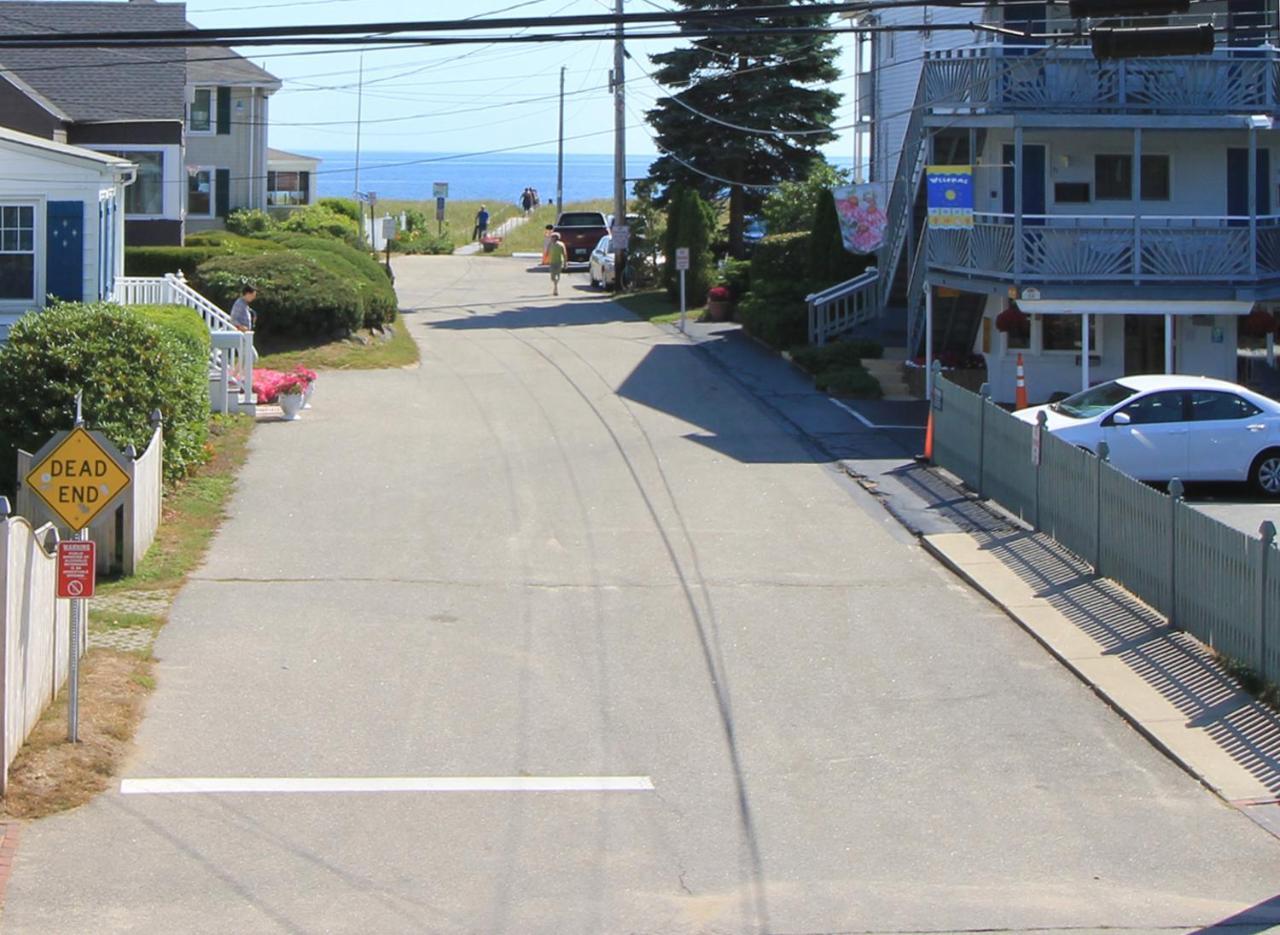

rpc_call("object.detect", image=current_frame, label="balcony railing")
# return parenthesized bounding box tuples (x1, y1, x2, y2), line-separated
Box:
(929, 213, 1280, 284)
(923, 46, 1280, 115)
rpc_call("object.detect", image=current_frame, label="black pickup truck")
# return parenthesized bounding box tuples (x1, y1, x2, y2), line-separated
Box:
(553, 211, 610, 264)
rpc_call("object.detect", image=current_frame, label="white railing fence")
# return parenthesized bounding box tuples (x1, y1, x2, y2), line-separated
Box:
(807, 268, 881, 346)
(113, 273, 255, 415)
(15, 421, 164, 577)
(0, 511, 75, 794)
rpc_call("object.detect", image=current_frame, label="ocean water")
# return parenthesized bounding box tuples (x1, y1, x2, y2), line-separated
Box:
(310, 150, 656, 205)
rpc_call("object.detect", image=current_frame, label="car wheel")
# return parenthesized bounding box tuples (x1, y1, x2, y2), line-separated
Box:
(1250, 449, 1280, 497)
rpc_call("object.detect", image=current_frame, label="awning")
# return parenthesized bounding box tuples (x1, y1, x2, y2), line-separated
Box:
(1016, 299, 1255, 317)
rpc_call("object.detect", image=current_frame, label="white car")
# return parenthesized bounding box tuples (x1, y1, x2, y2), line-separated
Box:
(1014, 374, 1280, 495)
(588, 235, 615, 289)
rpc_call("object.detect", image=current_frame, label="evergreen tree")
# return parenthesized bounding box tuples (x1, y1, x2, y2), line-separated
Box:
(663, 186, 716, 301)
(645, 1, 841, 258)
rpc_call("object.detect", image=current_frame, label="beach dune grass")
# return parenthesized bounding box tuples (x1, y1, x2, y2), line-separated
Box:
(379, 199, 520, 250)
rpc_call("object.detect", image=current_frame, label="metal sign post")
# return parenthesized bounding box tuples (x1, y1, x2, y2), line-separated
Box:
(24, 402, 132, 744)
(676, 247, 690, 334)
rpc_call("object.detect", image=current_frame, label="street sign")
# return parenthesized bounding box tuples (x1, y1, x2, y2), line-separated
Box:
(25, 426, 131, 531)
(381, 215, 397, 240)
(56, 540, 95, 599)
(433, 182, 449, 199)
(611, 225, 630, 250)
(675, 247, 690, 271)
(436, 196, 446, 221)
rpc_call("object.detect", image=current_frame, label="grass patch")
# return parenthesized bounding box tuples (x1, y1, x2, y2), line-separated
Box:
(257, 324, 419, 372)
(380, 199, 520, 251)
(615, 287, 705, 325)
(3, 414, 254, 818)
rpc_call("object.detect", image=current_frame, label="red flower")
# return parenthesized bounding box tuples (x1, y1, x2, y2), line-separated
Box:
(708, 286, 731, 302)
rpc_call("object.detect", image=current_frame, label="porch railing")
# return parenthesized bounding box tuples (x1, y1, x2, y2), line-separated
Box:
(928, 213, 1280, 284)
(807, 268, 880, 346)
(113, 273, 255, 414)
(923, 45, 1279, 116)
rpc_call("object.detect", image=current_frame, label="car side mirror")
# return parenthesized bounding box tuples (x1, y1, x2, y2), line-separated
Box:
(1110, 411, 1132, 426)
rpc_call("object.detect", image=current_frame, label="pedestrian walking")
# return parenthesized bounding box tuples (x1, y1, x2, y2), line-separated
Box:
(521, 188, 533, 214)
(547, 232, 566, 296)
(473, 204, 490, 241)
(229, 283, 260, 364)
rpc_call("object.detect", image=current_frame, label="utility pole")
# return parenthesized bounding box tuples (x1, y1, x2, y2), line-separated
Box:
(354, 52, 364, 197)
(612, 0, 627, 291)
(556, 65, 565, 214)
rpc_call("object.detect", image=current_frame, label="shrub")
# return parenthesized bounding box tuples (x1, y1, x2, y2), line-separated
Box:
(761, 159, 851, 234)
(131, 304, 212, 357)
(318, 197, 362, 223)
(789, 339, 883, 374)
(663, 186, 715, 302)
(184, 230, 287, 253)
(392, 229, 454, 256)
(277, 204, 361, 245)
(814, 365, 882, 399)
(735, 285, 809, 350)
(717, 258, 751, 299)
(0, 301, 210, 487)
(750, 231, 812, 291)
(125, 246, 224, 279)
(264, 233, 398, 327)
(225, 208, 275, 236)
(195, 252, 365, 337)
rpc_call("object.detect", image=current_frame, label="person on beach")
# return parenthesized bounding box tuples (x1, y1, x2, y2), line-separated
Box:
(521, 188, 533, 213)
(541, 223, 555, 265)
(473, 205, 490, 241)
(547, 232, 566, 296)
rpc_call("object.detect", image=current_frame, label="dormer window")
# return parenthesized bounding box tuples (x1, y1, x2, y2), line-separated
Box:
(189, 88, 212, 133)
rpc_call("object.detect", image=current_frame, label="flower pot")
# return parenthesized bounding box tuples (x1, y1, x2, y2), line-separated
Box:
(302, 381, 315, 409)
(278, 392, 304, 420)
(706, 299, 733, 322)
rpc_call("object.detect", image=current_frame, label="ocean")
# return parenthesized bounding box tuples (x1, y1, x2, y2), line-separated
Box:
(310, 150, 657, 205)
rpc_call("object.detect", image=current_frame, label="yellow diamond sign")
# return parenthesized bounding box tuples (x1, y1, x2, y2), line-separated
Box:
(25, 427, 131, 531)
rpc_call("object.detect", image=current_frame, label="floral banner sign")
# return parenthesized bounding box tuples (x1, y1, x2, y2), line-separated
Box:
(926, 165, 974, 229)
(833, 184, 888, 254)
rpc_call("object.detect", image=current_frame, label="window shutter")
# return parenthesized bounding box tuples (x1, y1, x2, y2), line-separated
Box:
(46, 201, 84, 303)
(215, 169, 231, 218)
(299, 171, 310, 204)
(216, 87, 231, 135)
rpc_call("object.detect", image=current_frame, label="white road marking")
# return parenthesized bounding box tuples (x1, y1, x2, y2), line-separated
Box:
(829, 398, 922, 431)
(120, 776, 655, 795)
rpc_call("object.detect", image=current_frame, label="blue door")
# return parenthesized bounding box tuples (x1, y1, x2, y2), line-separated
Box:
(1227, 148, 1271, 226)
(46, 201, 84, 303)
(1003, 144, 1047, 223)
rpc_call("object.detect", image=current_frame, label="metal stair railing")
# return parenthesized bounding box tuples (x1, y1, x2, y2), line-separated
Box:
(879, 79, 930, 312)
(904, 230, 930, 358)
(807, 267, 880, 346)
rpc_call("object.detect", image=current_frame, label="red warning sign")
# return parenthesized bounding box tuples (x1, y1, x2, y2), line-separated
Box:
(56, 541, 96, 599)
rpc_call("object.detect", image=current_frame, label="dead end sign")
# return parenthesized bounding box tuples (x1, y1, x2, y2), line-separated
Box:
(25, 426, 131, 531)
(57, 541, 95, 598)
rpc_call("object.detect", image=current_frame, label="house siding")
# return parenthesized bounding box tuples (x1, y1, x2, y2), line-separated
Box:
(186, 88, 272, 232)
(0, 78, 62, 139)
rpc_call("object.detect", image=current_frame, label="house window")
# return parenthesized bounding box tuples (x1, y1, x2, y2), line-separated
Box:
(189, 88, 212, 133)
(267, 170, 310, 206)
(188, 169, 212, 216)
(0, 205, 35, 300)
(1041, 314, 1098, 352)
(1094, 154, 1171, 201)
(1054, 182, 1091, 204)
(108, 151, 164, 215)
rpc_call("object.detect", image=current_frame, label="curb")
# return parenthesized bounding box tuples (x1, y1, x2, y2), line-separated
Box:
(919, 535, 1240, 808)
(0, 822, 21, 909)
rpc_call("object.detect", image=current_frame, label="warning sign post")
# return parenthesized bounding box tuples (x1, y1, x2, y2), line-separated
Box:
(57, 541, 95, 599)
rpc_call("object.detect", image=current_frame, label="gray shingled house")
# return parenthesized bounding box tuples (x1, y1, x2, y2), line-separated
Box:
(0, 0, 282, 245)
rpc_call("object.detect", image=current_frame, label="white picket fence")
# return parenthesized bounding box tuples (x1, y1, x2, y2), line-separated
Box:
(15, 423, 163, 577)
(0, 513, 76, 794)
(113, 273, 256, 416)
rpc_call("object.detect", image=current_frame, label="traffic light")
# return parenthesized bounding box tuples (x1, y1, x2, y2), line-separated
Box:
(1090, 23, 1215, 59)
(1069, 0, 1190, 16)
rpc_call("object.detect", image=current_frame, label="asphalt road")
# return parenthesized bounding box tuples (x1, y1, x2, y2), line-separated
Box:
(6, 256, 1280, 934)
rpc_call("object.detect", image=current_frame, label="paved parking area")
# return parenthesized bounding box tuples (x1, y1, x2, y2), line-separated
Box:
(1181, 485, 1280, 538)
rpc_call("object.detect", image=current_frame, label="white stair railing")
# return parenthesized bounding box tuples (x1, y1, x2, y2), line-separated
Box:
(807, 268, 880, 346)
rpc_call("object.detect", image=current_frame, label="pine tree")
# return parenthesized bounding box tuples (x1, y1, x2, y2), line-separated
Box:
(663, 186, 716, 301)
(644, 0, 841, 258)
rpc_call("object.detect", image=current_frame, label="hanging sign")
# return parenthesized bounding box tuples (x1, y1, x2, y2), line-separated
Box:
(926, 165, 974, 229)
(833, 184, 889, 254)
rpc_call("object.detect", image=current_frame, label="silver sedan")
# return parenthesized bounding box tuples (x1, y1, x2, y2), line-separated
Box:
(588, 235, 615, 289)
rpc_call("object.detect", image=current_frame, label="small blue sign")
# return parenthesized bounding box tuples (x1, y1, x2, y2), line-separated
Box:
(926, 165, 974, 229)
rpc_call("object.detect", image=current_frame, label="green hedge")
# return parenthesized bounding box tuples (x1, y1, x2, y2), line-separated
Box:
(125, 246, 225, 279)
(264, 233, 398, 327)
(184, 230, 287, 253)
(750, 231, 812, 288)
(277, 204, 361, 245)
(735, 286, 810, 350)
(318, 198, 363, 222)
(195, 252, 365, 337)
(131, 304, 212, 356)
(0, 302, 210, 488)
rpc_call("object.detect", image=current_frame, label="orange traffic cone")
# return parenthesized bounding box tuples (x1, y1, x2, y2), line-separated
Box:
(923, 409, 935, 461)
(1015, 352, 1029, 410)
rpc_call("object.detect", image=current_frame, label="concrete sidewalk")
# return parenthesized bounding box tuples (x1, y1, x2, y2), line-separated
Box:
(675, 318, 1280, 837)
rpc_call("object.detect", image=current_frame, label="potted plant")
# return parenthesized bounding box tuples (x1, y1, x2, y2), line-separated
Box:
(276, 373, 308, 420)
(294, 365, 318, 408)
(706, 285, 733, 322)
(995, 303, 1030, 341)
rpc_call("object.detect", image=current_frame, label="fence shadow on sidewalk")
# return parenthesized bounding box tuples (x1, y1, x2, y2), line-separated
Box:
(893, 460, 1280, 799)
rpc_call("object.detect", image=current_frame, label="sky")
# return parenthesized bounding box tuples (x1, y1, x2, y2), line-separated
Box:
(177, 0, 861, 158)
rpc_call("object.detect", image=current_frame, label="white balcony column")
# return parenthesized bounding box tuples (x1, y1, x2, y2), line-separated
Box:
(1250, 125, 1259, 277)
(925, 281, 935, 399)
(1014, 127, 1024, 278)
(1081, 312, 1091, 391)
(1164, 313, 1174, 373)
(1132, 128, 1143, 284)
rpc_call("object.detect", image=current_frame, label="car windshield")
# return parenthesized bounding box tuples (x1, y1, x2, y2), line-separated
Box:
(1054, 380, 1139, 419)
(595, 236, 610, 252)
(557, 213, 606, 227)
